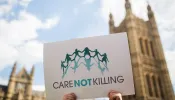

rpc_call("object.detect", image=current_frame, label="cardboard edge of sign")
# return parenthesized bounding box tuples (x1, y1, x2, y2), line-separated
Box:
(43, 32, 136, 99)
(43, 32, 128, 45)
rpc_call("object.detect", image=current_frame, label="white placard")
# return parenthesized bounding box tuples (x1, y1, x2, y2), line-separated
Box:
(43, 32, 135, 100)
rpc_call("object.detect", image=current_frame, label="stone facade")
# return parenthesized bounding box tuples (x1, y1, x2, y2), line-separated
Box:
(0, 63, 46, 100)
(0, 0, 174, 100)
(109, 0, 175, 100)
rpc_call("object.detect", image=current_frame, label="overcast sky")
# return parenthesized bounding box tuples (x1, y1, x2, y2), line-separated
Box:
(0, 0, 175, 100)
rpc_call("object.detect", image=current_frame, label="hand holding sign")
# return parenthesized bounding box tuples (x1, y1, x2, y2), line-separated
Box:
(108, 90, 122, 100)
(63, 93, 77, 100)
(63, 90, 122, 100)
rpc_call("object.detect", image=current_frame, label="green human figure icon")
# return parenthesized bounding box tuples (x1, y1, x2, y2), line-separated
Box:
(82, 47, 92, 58)
(72, 49, 82, 60)
(62, 65, 69, 78)
(61, 61, 66, 73)
(101, 53, 109, 70)
(83, 58, 94, 71)
(91, 49, 101, 61)
(61, 48, 110, 78)
(61, 61, 69, 78)
(65, 54, 72, 65)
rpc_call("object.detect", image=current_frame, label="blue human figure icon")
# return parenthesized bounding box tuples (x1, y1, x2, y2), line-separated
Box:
(97, 60, 105, 74)
(83, 57, 94, 71)
(71, 57, 82, 73)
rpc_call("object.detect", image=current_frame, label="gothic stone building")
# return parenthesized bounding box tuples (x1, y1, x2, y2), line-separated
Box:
(109, 0, 175, 100)
(0, 63, 46, 100)
(0, 0, 175, 100)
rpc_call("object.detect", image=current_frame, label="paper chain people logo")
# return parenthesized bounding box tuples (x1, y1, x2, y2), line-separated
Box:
(61, 47, 109, 79)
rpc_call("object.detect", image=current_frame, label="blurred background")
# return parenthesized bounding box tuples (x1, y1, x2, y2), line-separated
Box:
(0, 0, 174, 100)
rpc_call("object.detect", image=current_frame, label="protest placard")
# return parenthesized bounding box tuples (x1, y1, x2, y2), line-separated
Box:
(43, 32, 135, 100)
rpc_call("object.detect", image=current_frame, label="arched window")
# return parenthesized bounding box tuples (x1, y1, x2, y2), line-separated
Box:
(150, 41, 155, 57)
(152, 76, 159, 97)
(145, 40, 150, 56)
(158, 77, 164, 99)
(139, 38, 144, 54)
(146, 74, 153, 96)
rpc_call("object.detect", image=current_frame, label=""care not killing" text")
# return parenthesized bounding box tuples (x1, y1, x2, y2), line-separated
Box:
(53, 76, 124, 89)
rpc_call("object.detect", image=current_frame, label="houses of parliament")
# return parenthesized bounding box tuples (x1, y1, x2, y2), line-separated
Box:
(0, 63, 46, 100)
(0, 0, 174, 100)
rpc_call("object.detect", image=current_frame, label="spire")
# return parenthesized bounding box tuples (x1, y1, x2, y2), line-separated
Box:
(11, 62, 17, 76)
(7, 62, 17, 100)
(109, 12, 113, 19)
(125, 0, 133, 16)
(147, 1, 154, 18)
(30, 65, 35, 77)
(109, 12, 114, 26)
(125, 0, 131, 10)
(147, 2, 151, 11)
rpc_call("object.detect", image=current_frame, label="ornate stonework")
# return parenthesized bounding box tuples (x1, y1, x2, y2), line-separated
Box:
(109, 0, 175, 100)
(0, 63, 45, 100)
(0, 0, 174, 100)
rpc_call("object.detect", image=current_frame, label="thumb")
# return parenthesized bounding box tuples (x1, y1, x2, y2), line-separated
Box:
(111, 93, 122, 100)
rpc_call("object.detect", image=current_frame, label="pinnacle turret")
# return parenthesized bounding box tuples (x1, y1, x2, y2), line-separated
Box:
(11, 62, 17, 76)
(109, 12, 113, 19)
(30, 65, 35, 77)
(147, 3, 151, 11)
(125, 0, 133, 17)
(125, 0, 131, 10)
(109, 12, 114, 26)
(147, 1, 154, 19)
